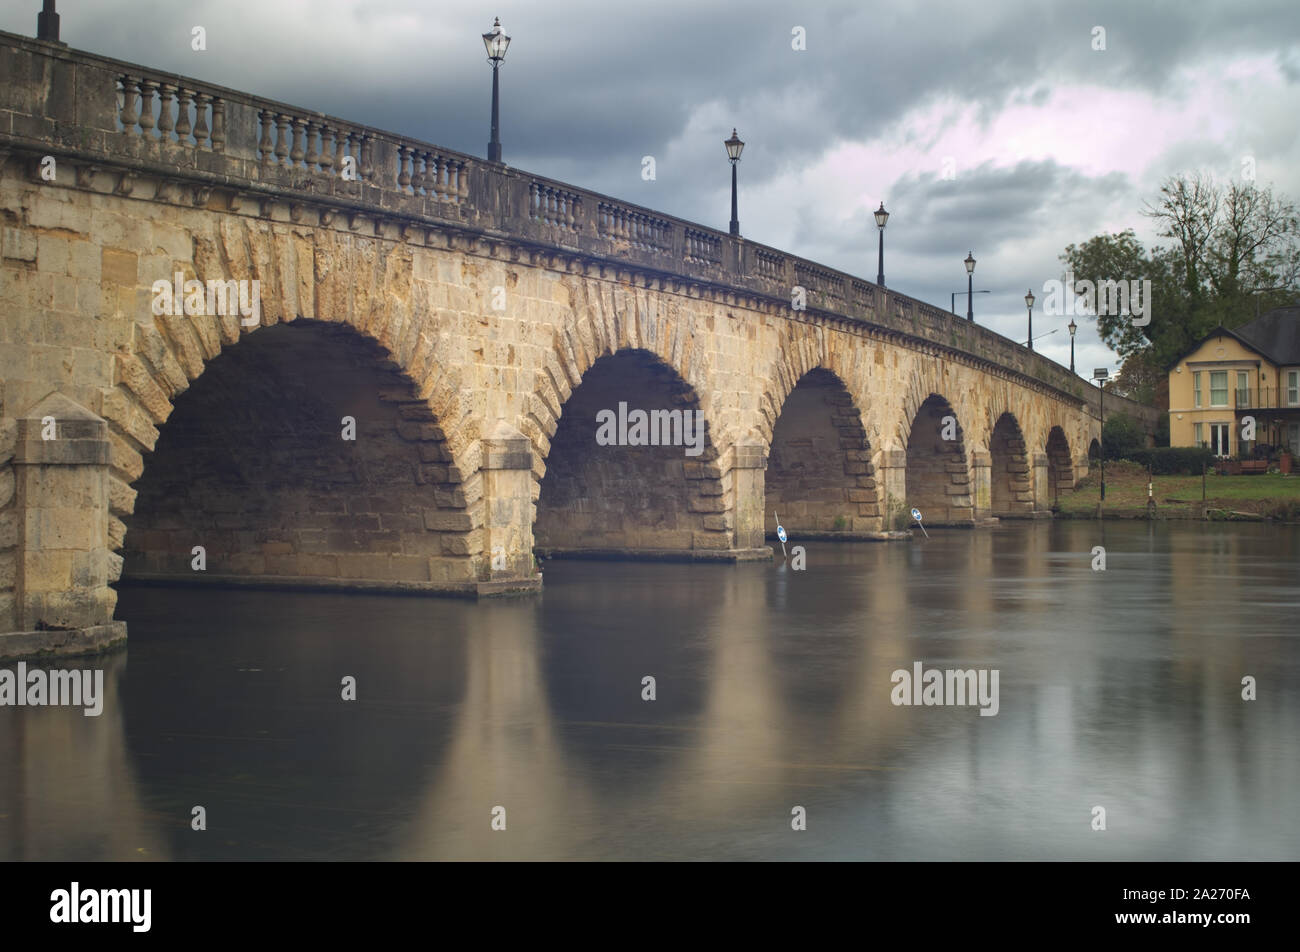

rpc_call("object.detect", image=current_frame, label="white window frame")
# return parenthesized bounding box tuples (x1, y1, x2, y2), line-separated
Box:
(1288, 370, 1299, 406)
(1193, 422, 1203, 447)
(1237, 371, 1249, 407)
(1193, 372, 1202, 408)
(1209, 371, 1229, 408)
(1209, 422, 1231, 458)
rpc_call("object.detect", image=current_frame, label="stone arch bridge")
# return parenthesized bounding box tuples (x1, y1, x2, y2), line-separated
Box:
(0, 32, 1154, 652)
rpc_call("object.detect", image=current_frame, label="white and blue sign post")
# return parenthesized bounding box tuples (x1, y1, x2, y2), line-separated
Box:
(910, 507, 929, 538)
(775, 512, 787, 558)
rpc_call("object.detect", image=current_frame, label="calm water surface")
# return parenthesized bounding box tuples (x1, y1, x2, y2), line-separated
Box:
(3, 521, 1297, 860)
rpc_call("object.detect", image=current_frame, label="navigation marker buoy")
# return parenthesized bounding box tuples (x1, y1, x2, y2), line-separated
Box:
(910, 507, 929, 538)
(775, 512, 787, 558)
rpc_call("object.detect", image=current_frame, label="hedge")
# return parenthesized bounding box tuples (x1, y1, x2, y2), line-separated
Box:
(1121, 446, 1216, 475)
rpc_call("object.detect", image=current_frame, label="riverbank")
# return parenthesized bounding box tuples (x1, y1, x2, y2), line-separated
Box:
(1056, 460, 1300, 521)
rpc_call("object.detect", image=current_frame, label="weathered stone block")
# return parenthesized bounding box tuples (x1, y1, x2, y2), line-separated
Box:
(101, 247, 138, 287)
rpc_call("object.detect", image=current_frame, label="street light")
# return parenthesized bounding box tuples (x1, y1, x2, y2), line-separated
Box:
(725, 129, 744, 236)
(951, 289, 989, 314)
(483, 17, 511, 163)
(874, 202, 889, 286)
(1094, 367, 1109, 502)
(964, 251, 976, 321)
(1024, 288, 1035, 350)
(37, 0, 60, 42)
(1068, 318, 1077, 373)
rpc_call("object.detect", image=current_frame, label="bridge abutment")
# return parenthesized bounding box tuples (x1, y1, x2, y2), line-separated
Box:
(2, 393, 126, 659)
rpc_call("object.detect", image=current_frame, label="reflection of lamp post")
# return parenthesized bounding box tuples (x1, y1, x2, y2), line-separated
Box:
(483, 17, 511, 163)
(1068, 318, 1077, 373)
(1024, 288, 1035, 350)
(874, 202, 889, 286)
(964, 251, 976, 321)
(725, 129, 745, 236)
(1094, 367, 1109, 502)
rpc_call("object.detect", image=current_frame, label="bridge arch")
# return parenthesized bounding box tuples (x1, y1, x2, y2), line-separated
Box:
(903, 393, 973, 526)
(534, 347, 729, 556)
(117, 318, 483, 597)
(764, 368, 878, 534)
(1045, 426, 1074, 507)
(989, 412, 1034, 516)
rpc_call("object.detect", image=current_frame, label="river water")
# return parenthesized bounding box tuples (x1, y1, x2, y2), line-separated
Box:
(2, 521, 1297, 861)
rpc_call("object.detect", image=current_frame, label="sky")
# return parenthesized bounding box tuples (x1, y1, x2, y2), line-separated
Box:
(6, 0, 1300, 378)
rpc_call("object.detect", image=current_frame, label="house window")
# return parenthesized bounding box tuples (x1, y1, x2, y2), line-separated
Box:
(1210, 371, 1228, 407)
(1193, 372, 1202, 408)
(1209, 422, 1231, 457)
(1288, 423, 1300, 453)
(1289, 371, 1299, 406)
(1194, 422, 1203, 447)
(1237, 371, 1249, 407)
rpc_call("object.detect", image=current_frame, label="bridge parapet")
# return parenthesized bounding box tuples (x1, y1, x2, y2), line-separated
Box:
(0, 28, 1100, 406)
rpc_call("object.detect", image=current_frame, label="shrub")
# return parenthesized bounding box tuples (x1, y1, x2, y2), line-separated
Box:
(1102, 412, 1145, 460)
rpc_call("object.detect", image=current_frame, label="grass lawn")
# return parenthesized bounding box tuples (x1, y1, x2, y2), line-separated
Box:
(1056, 460, 1300, 518)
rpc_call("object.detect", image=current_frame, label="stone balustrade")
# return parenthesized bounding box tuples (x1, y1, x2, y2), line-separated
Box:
(684, 228, 722, 266)
(597, 202, 672, 253)
(530, 182, 581, 231)
(0, 28, 1096, 405)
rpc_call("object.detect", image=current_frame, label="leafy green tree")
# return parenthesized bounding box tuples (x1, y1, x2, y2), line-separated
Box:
(1060, 175, 1299, 404)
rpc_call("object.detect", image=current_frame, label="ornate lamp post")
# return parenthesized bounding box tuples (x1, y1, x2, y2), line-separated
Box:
(1068, 318, 1077, 373)
(483, 17, 511, 163)
(964, 251, 977, 321)
(725, 129, 744, 236)
(874, 202, 889, 286)
(1024, 288, 1035, 350)
(1094, 367, 1109, 502)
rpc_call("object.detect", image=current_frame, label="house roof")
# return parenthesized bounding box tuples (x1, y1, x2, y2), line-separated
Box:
(1234, 305, 1300, 365)
(1169, 304, 1300, 370)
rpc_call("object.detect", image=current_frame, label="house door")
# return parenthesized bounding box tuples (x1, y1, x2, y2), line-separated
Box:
(1209, 423, 1231, 457)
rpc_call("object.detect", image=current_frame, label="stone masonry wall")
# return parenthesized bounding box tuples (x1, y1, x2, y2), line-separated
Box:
(0, 162, 1097, 632)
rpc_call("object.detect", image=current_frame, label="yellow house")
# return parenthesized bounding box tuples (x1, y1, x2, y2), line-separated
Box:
(1168, 305, 1300, 457)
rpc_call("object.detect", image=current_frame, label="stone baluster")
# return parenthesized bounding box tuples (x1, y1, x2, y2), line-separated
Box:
(211, 99, 226, 152)
(426, 155, 442, 200)
(155, 83, 175, 140)
(397, 145, 411, 191)
(137, 79, 157, 135)
(275, 115, 291, 166)
(258, 109, 275, 164)
(342, 131, 357, 179)
(360, 136, 375, 181)
(194, 93, 211, 148)
(457, 160, 468, 202)
(118, 76, 140, 132)
(415, 151, 430, 194)
(290, 118, 306, 167)
(175, 88, 193, 143)
(318, 124, 334, 174)
(305, 120, 320, 170)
